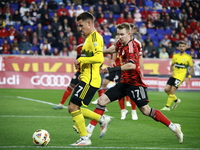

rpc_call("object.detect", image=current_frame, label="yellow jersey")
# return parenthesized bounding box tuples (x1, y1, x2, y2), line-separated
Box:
(78, 31, 104, 88)
(172, 52, 193, 81)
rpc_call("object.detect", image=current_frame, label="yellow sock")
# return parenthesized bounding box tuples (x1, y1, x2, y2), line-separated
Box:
(71, 110, 87, 137)
(166, 94, 177, 107)
(80, 108, 101, 121)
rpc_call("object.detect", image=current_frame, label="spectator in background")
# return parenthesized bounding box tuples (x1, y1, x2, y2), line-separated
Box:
(0, 25, 8, 38)
(111, 0, 121, 15)
(190, 49, 198, 59)
(160, 7, 168, 20)
(144, 35, 153, 45)
(150, 7, 159, 21)
(11, 38, 19, 50)
(146, 41, 157, 57)
(8, 25, 17, 41)
(51, 16, 62, 37)
(149, 49, 159, 58)
(39, 4, 49, 19)
(12, 46, 20, 55)
(52, 47, 60, 56)
(153, 14, 164, 29)
(35, 23, 45, 42)
(116, 13, 126, 24)
(1, 47, 10, 54)
(98, 13, 106, 24)
(141, 6, 150, 22)
(126, 12, 134, 23)
(57, 3, 69, 17)
(169, 8, 179, 28)
(37, 0, 47, 9)
(48, 0, 58, 12)
(60, 46, 69, 56)
(40, 38, 51, 56)
(68, 4, 76, 17)
(102, 1, 111, 14)
(12, 10, 21, 25)
(46, 32, 56, 47)
(76, 5, 84, 17)
(163, 14, 173, 29)
(179, 8, 187, 21)
(133, 7, 142, 22)
(145, 0, 154, 9)
(19, 2, 29, 17)
(166, 42, 176, 57)
(139, 23, 147, 36)
(159, 47, 169, 59)
(160, 34, 171, 47)
(19, 37, 32, 54)
(77, 33, 84, 45)
(187, 6, 195, 21)
(1, 39, 10, 52)
(30, 32, 39, 46)
(22, 11, 34, 26)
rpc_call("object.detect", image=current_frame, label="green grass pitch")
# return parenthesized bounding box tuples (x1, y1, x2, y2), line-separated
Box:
(0, 88, 200, 150)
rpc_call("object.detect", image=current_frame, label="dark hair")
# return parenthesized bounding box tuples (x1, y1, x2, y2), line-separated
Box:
(129, 23, 136, 29)
(76, 12, 94, 22)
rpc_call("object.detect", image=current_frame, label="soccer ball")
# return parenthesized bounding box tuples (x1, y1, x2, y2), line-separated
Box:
(32, 129, 50, 146)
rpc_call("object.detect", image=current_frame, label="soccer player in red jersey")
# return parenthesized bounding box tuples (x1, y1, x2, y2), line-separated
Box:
(52, 44, 83, 109)
(84, 23, 183, 143)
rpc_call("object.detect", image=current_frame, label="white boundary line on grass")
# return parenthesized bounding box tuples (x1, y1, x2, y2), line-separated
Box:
(0, 146, 199, 150)
(17, 96, 68, 108)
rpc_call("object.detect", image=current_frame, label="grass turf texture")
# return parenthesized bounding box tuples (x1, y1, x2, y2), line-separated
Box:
(0, 89, 200, 150)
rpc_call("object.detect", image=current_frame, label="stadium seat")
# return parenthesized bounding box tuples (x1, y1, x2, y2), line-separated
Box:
(0, 39, 4, 45)
(103, 35, 112, 47)
(147, 28, 156, 36)
(165, 29, 172, 35)
(156, 29, 165, 35)
(10, 3, 19, 12)
(24, 25, 33, 31)
(157, 34, 164, 40)
(113, 14, 120, 20)
(31, 46, 39, 51)
(136, 22, 143, 27)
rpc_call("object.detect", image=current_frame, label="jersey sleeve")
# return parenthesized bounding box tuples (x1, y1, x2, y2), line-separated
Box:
(78, 33, 104, 64)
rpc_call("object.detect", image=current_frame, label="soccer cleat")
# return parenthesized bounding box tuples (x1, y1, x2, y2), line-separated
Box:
(52, 103, 64, 109)
(99, 115, 111, 138)
(173, 124, 183, 143)
(121, 109, 128, 120)
(72, 125, 92, 138)
(91, 99, 98, 104)
(131, 110, 138, 120)
(126, 101, 131, 107)
(160, 106, 170, 111)
(70, 137, 91, 146)
(172, 99, 181, 109)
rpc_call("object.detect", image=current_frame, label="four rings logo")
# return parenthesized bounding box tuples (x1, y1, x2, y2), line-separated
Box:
(31, 75, 71, 87)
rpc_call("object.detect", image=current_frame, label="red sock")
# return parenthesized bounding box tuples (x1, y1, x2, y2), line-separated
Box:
(98, 89, 106, 97)
(118, 97, 125, 110)
(60, 86, 73, 105)
(89, 108, 105, 126)
(125, 96, 130, 102)
(130, 100, 137, 110)
(152, 109, 171, 126)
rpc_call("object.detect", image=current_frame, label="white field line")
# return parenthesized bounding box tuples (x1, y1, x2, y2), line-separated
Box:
(17, 96, 68, 108)
(0, 146, 199, 150)
(0, 115, 71, 118)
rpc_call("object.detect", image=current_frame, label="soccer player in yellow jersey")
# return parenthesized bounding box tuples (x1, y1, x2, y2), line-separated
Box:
(161, 41, 194, 111)
(68, 12, 111, 146)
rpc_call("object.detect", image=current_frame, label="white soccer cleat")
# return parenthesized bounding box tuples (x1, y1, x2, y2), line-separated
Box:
(91, 99, 98, 104)
(172, 99, 181, 109)
(99, 115, 111, 138)
(52, 103, 64, 109)
(70, 137, 91, 146)
(131, 110, 138, 120)
(126, 101, 131, 107)
(121, 109, 128, 120)
(173, 124, 183, 143)
(72, 125, 92, 138)
(160, 106, 170, 111)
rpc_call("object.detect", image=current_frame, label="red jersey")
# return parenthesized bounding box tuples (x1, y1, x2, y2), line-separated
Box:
(118, 40, 146, 87)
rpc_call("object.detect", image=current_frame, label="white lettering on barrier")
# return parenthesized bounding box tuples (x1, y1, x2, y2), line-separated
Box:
(192, 81, 200, 87)
(30, 75, 71, 87)
(0, 75, 20, 85)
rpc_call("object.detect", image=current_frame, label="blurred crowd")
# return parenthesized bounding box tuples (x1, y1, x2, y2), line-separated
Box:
(0, 0, 199, 59)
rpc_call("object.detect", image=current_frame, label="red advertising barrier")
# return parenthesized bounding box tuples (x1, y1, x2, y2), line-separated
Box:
(0, 56, 200, 90)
